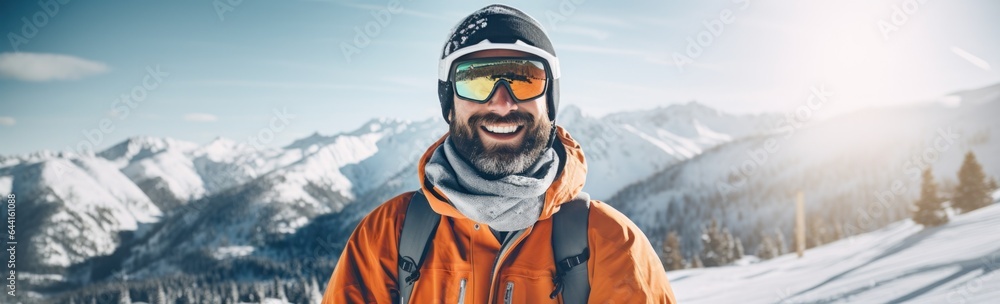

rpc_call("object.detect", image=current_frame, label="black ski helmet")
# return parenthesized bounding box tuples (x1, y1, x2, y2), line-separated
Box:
(437, 4, 560, 124)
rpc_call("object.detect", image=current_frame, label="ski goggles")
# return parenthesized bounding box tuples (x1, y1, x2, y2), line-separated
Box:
(450, 57, 550, 103)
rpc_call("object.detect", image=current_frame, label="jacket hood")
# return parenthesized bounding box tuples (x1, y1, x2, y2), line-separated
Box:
(417, 125, 587, 222)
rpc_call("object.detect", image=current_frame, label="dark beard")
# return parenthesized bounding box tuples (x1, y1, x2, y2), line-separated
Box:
(450, 111, 552, 179)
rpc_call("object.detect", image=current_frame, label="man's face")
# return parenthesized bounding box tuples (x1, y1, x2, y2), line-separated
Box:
(449, 49, 553, 179)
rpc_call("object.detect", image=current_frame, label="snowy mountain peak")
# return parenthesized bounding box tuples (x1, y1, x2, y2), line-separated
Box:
(199, 137, 240, 150)
(194, 137, 254, 159)
(601, 101, 777, 142)
(206, 136, 238, 146)
(945, 82, 1000, 107)
(353, 117, 409, 135)
(611, 101, 724, 123)
(676, 100, 722, 115)
(285, 118, 411, 150)
(0, 149, 66, 166)
(98, 136, 198, 165)
(284, 132, 329, 150)
(558, 104, 586, 125)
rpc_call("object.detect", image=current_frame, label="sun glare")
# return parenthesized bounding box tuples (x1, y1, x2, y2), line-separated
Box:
(773, 0, 948, 118)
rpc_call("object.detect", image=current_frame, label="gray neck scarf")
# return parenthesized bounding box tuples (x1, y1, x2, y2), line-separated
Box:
(425, 137, 560, 231)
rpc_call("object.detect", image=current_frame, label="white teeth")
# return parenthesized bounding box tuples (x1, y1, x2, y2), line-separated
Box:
(484, 125, 519, 134)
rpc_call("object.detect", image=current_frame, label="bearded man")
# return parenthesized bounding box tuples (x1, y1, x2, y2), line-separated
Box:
(322, 4, 676, 303)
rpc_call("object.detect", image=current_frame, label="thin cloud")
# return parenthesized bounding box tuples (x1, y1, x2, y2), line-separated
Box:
(0, 52, 109, 82)
(0, 117, 15, 126)
(183, 113, 218, 122)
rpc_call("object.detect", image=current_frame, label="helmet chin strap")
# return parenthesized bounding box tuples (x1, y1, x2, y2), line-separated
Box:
(545, 122, 558, 149)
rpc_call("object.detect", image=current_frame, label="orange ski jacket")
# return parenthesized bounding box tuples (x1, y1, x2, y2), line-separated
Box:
(323, 126, 677, 303)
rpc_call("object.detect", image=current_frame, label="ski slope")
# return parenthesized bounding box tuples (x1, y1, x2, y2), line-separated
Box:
(667, 194, 1000, 304)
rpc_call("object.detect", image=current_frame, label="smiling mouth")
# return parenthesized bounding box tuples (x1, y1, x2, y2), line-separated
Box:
(482, 124, 522, 133)
(479, 124, 524, 139)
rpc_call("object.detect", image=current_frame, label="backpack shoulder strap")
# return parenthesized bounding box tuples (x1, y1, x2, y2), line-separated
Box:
(550, 191, 591, 303)
(397, 190, 440, 304)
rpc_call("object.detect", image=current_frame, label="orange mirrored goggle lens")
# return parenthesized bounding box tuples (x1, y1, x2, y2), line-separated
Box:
(453, 58, 548, 103)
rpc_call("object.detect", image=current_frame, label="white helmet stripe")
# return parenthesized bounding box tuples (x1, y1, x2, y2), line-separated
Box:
(438, 39, 560, 81)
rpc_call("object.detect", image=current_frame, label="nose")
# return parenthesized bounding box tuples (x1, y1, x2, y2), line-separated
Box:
(486, 83, 518, 115)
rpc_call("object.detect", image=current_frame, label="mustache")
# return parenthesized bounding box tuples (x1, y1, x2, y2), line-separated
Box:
(466, 111, 535, 127)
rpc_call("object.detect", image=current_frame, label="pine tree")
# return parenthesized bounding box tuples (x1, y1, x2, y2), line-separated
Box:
(699, 219, 727, 267)
(308, 276, 324, 304)
(808, 215, 829, 248)
(913, 168, 948, 227)
(229, 282, 240, 304)
(732, 235, 745, 260)
(954, 151, 992, 213)
(205, 289, 222, 304)
(119, 288, 132, 304)
(691, 255, 703, 268)
(183, 288, 195, 304)
(723, 230, 736, 262)
(150, 284, 166, 304)
(253, 282, 266, 302)
(165, 286, 177, 304)
(756, 233, 777, 260)
(275, 278, 288, 301)
(833, 222, 844, 241)
(662, 231, 684, 271)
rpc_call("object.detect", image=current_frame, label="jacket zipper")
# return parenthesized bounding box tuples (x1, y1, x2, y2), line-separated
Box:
(503, 281, 514, 304)
(487, 227, 531, 304)
(457, 278, 467, 304)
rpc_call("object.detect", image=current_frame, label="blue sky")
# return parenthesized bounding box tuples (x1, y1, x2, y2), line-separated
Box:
(1, 0, 998, 155)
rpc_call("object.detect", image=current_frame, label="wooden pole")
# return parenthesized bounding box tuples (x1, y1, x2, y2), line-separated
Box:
(796, 191, 806, 258)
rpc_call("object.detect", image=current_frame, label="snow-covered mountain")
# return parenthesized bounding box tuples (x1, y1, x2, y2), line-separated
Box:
(103, 117, 450, 279)
(612, 83, 1000, 257)
(563, 102, 778, 198)
(668, 192, 1000, 303)
(0, 156, 161, 270)
(98, 136, 298, 211)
